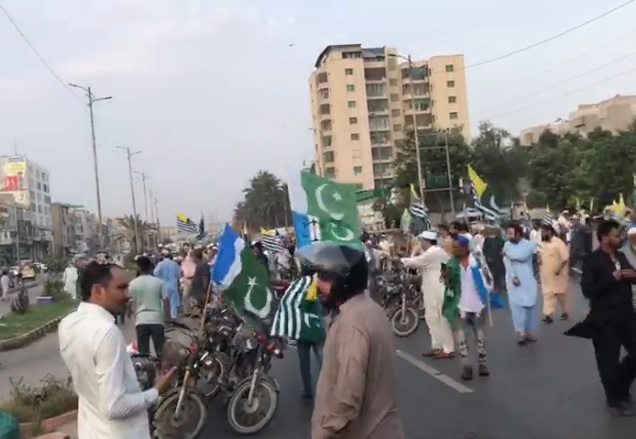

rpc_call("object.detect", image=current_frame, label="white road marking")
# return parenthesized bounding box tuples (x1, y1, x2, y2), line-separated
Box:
(395, 349, 474, 394)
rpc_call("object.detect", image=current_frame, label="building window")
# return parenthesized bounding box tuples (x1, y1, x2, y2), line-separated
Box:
(37, 182, 41, 190)
(323, 151, 335, 163)
(391, 109, 401, 117)
(347, 84, 355, 92)
(393, 124, 402, 132)
(349, 117, 358, 125)
(351, 133, 360, 141)
(43, 184, 48, 193)
(445, 64, 454, 72)
(390, 93, 399, 102)
(447, 80, 455, 88)
(324, 167, 336, 177)
(345, 68, 354, 75)
(353, 166, 363, 176)
(448, 96, 457, 104)
(348, 100, 356, 108)
(450, 112, 458, 120)
(389, 78, 398, 86)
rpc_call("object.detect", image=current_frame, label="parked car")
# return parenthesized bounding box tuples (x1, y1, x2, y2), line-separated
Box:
(32, 262, 48, 273)
(20, 264, 36, 281)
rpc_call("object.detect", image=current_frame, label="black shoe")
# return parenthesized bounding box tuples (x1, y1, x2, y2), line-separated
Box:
(609, 401, 634, 417)
(542, 315, 553, 324)
(478, 364, 490, 377)
(461, 365, 474, 381)
(560, 313, 569, 321)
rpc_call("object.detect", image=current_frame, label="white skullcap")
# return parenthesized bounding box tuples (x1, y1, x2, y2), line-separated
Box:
(418, 231, 438, 241)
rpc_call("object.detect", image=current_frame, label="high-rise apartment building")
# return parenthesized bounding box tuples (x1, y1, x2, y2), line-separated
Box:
(309, 44, 470, 189)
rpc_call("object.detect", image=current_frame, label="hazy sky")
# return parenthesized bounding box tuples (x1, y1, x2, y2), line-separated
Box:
(0, 0, 634, 224)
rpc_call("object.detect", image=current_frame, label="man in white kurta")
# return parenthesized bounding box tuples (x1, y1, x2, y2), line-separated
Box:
(401, 231, 454, 358)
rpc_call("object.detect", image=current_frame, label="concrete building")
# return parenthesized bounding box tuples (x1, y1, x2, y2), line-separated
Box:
(0, 194, 33, 264)
(51, 203, 75, 257)
(0, 155, 53, 260)
(520, 94, 636, 146)
(308, 44, 471, 189)
(68, 206, 97, 253)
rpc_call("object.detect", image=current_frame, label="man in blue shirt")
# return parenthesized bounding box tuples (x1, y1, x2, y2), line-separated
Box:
(154, 250, 181, 320)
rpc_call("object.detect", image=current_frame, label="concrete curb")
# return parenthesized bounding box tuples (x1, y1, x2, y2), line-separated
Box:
(0, 315, 63, 352)
(20, 410, 77, 439)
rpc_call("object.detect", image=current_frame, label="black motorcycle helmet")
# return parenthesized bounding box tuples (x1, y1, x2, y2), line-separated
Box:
(295, 242, 368, 305)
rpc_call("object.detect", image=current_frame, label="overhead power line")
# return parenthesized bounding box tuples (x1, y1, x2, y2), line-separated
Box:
(477, 49, 636, 116)
(466, 0, 636, 68)
(490, 64, 636, 119)
(0, 1, 79, 100)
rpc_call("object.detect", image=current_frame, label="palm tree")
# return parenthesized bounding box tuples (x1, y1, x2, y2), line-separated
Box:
(233, 170, 291, 230)
(117, 214, 150, 252)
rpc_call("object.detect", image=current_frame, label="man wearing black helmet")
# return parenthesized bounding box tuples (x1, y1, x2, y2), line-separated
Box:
(297, 243, 405, 439)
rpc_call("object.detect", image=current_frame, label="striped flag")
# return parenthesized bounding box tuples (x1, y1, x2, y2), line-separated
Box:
(409, 183, 432, 230)
(469, 182, 500, 222)
(176, 213, 198, 234)
(270, 276, 325, 343)
(261, 234, 287, 254)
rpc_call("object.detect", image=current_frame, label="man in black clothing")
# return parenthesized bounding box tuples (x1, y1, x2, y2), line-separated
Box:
(578, 219, 636, 416)
(251, 241, 270, 276)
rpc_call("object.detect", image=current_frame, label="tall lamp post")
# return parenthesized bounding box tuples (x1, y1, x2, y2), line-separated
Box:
(134, 171, 151, 248)
(116, 146, 142, 251)
(151, 191, 161, 245)
(69, 83, 111, 248)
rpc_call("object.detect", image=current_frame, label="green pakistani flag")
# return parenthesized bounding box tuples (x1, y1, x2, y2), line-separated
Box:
(216, 241, 275, 322)
(301, 170, 362, 248)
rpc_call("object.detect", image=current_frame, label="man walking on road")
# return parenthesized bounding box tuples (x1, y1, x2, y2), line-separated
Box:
(538, 222, 570, 323)
(154, 250, 181, 320)
(401, 230, 454, 359)
(58, 261, 177, 437)
(0, 269, 10, 301)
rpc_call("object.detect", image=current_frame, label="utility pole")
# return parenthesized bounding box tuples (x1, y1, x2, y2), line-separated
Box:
(152, 193, 161, 244)
(14, 207, 21, 262)
(116, 146, 142, 251)
(135, 171, 151, 248)
(69, 83, 112, 248)
(443, 129, 456, 214)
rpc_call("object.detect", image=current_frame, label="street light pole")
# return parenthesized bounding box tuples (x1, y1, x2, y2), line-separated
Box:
(443, 130, 456, 214)
(151, 192, 161, 244)
(135, 171, 151, 248)
(116, 146, 142, 251)
(69, 83, 112, 249)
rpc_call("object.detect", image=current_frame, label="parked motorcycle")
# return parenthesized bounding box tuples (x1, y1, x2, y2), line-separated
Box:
(387, 267, 422, 337)
(152, 321, 208, 439)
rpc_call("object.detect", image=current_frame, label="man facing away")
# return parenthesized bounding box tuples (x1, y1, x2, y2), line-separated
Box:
(297, 242, 405, 439)
(154, 250, 181, 320)
(442, 236, 504, 381)
(180, 250, 196, 315)
(129, 256, 169, 357)
(58, 261, 177, 438)
(401, 230, 454, 359)
(538, 222, 570, 323)
(503, 221, 539, 345)
(190, 248, 210, 313)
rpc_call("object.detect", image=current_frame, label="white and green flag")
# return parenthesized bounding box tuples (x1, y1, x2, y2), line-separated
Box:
(290, 170, 362, 248)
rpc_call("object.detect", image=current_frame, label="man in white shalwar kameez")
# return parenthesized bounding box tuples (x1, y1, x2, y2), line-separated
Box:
(401, 231, 455, 358)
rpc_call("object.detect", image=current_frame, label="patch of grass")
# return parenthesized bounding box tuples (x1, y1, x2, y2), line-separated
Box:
(0, 299, 75, 340)
(0, 375, 78, 423)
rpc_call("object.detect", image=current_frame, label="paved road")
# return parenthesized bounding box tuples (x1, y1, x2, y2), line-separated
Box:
(3, 278, 636, 438)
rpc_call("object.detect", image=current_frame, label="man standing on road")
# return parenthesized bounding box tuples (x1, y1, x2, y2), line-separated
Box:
(154, 250, 181, 320)
(58, 261, 177, 437)
(190, 248, 210, 314)
(503, 222, 539, 345)
(0, 269, 10, 301)
(130, 256, 169, 356)
(538, 222, 570, 323)
(298, 243, 405, 439)
(401, 231, 454, 359)
(180, 250, 196, 316)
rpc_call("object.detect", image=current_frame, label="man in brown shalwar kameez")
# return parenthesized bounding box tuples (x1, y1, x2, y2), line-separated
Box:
(296, 242, 405, 439)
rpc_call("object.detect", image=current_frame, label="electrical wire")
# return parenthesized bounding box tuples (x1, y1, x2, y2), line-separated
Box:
(466, 0, 635, 68)
(0, 1, 79, 100)
(489, 64, 636, 119)
(476, 49, 636, 115)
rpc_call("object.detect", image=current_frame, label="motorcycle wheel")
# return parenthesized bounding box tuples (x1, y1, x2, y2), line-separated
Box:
(226, 377, 279, 435)
(152, 387, 207, 439)
(199, 352, 228, 399)
(390, 307, 419, 337)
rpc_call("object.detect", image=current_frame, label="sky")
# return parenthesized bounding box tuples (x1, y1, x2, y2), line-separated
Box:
(0, 0, 634, 225)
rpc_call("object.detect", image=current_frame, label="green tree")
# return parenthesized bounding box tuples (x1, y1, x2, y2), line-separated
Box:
(233, 171, 291, 230)
(116, 214, 150, 253)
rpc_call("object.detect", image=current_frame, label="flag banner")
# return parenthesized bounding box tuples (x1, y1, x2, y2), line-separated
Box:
(288, 170, 361, 249)
(212, 224, 276, 322)
(176, 213, 198, 234)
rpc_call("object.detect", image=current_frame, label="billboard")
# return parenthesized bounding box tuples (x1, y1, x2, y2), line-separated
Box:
(0, 155, 29, 208)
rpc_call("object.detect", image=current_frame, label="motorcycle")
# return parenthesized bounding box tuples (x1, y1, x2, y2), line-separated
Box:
(387, 268, 422, 337)
(224, 327, 283, 435)
(152, 321, 208, 439)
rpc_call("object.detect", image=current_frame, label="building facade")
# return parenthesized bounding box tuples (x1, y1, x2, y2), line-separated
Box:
(520, 94, 636, 146)
(308, 44, 471, 189)
(0, 155, 52, 260)
(51, 203, 74, 257)
(69, 206, 97, 253)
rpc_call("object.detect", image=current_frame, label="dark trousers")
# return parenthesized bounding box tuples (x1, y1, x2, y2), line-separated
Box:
(592, 313, 636, 405)
(136, 324, 166, 357)
(297, 340, 323, 396)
